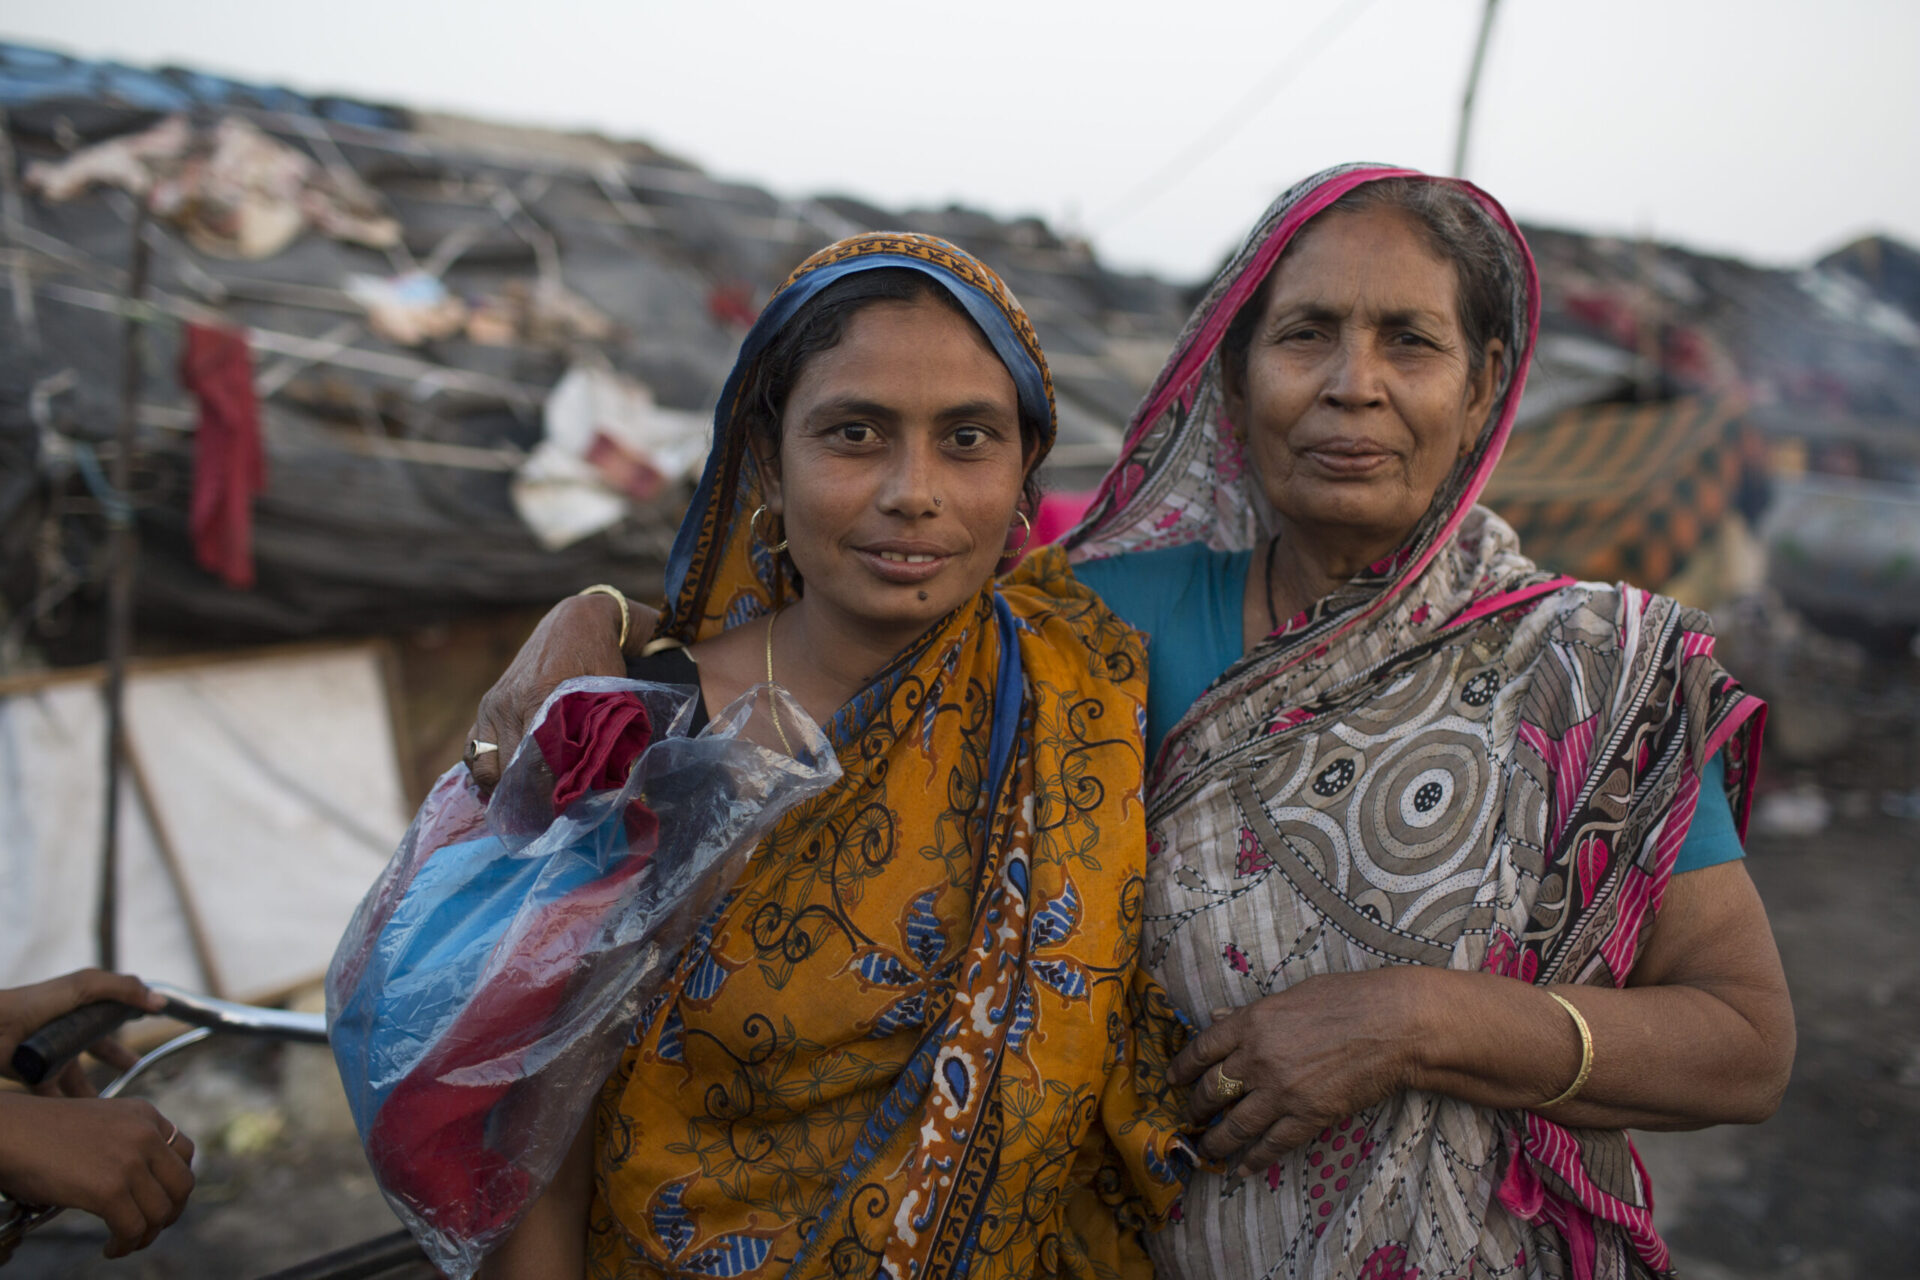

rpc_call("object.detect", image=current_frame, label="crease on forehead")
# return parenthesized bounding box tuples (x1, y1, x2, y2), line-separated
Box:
(793, 394, 1018, 428)
(1268, 206, 1460, 308)
(1263, 296, 1458, 331)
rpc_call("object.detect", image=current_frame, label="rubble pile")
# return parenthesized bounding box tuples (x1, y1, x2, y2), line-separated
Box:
(4, 41, 1919, 671)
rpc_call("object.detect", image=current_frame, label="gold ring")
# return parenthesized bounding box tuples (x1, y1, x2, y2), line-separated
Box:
(163, 1123, 180, 1147)
(1213, 1065, 1247, 1101)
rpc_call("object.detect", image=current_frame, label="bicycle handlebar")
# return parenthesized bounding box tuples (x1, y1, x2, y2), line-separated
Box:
(10, 1000, 143, 1085)
(11, 981, 329, 1086)
(147, 983, 329, 1044)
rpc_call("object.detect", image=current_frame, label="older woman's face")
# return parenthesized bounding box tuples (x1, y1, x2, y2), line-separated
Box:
(1225, 205, 1503, 557)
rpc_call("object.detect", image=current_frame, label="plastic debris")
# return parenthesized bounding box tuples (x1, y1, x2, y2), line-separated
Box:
(1751, 785, 1833, 838)
(26, 114, 399, 259)
(344, 271, 468, 346)
(511, 364, 709, 550)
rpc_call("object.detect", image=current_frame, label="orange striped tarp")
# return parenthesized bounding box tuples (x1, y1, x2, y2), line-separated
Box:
(1484, 397, 1749, 589)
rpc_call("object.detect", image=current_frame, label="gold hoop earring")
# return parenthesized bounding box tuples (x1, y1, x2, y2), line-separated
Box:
(750, 504, 789, 554)
(1008, 509, 1033, 554)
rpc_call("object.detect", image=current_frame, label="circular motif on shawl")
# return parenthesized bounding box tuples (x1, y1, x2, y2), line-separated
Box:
(1350, 736, 1495, 888)
(1304, 746, 1367, 811)
(1351, 887, 1393, 925)
(1338, 659, 1459, 739)
(1400, 769, 1452, 828)
(1315, 757, 1356, 796)
(1457, 667, 1502, 712)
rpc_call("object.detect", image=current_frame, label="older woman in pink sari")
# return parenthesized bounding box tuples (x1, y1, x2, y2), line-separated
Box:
(1061, 164, 1790, 1280)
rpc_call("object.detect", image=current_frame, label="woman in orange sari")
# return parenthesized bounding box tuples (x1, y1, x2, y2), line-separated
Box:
(484, 233, 1189, 1280)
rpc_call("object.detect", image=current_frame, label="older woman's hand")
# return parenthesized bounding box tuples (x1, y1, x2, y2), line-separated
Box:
(1167, 968, 1424, 1174)
(1170, 860, 1794, 1174)
(465, 592, 659, 792)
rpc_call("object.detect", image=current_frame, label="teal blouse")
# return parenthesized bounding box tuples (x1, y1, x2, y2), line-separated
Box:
(1074, 544, 1742, 874)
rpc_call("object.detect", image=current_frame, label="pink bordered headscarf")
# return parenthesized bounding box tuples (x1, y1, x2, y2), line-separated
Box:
(1065, 164, 1546, 677)
(1066, 167, 1765, 1280)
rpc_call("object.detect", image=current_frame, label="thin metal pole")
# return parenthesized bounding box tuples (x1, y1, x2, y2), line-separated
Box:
(97, 202, 151, 970)
(1453, 0, 1503, 179)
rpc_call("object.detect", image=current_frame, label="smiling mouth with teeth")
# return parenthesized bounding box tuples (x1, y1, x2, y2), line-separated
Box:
(876, 552, 940, 563)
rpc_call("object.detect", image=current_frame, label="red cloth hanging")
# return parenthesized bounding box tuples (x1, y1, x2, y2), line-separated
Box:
(181, 322, 267, 589)
(706, 280, 758, 330)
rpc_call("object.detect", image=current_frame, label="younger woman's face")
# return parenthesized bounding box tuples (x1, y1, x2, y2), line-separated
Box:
(762, 295, 1029, 649)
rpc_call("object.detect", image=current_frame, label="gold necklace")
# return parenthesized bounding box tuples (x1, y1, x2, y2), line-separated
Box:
(764, 610, 794, 754)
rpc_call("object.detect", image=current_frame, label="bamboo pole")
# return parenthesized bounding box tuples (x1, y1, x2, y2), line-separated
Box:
(97, 202, 151, 969)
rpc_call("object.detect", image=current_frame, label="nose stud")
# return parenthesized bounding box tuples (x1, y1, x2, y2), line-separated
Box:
(932, 497, 943, 508)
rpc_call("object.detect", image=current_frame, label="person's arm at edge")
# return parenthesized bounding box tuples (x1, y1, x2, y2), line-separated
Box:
(475, 1111, 593, 1280)
(1405, 857, 1794, 1129)
(0, 1093, 198, 1259)
(0, 968, 164, 1095)
(0, 971, 194, 1259)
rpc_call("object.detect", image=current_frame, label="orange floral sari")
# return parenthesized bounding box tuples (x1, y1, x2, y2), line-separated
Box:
(587, 234, 1190, 1280)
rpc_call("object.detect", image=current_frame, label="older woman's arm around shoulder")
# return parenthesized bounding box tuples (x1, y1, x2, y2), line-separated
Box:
(1169, 861, 1795, 1173)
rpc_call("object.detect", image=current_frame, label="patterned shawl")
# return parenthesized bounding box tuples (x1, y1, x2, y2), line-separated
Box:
(1065, 167, 1765, 1280)
(590, 234, 1191, 1280)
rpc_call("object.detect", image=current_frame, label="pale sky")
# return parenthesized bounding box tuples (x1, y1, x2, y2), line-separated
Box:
(5, 0, 1917, 281)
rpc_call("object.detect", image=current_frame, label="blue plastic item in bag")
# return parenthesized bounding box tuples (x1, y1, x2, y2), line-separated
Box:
(326, 676, 839, 1279)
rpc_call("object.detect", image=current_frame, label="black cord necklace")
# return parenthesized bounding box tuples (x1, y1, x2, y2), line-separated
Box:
(1264, 537, 1281, 634)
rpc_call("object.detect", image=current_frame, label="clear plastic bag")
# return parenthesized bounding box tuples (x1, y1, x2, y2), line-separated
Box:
(326, 676, 839, 1279)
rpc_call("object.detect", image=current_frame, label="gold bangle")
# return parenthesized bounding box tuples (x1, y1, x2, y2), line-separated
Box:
(1540, 991, 1593, 1109)
(576, 584, 630, 653)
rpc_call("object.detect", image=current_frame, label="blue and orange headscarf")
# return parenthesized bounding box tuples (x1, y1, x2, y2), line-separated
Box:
(655, 232, 1057, 648)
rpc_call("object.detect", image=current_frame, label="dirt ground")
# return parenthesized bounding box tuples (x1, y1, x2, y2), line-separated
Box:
(9, 710, 1918, 1278)
(1635, 812, 1920, 1278)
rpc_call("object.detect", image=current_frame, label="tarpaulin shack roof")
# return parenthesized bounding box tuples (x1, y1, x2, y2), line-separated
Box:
(0, 42, 1189, 660)
(6, 42, 1919, 661)
(1482, 396, 1757, 591)
(1497, 224, 1920, 597)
